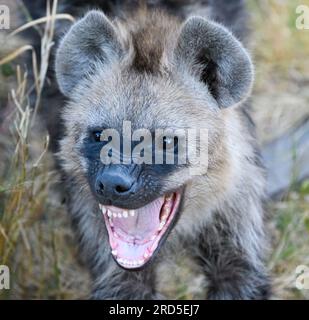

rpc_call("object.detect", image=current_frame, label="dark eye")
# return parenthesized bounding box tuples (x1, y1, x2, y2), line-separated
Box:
(92, 130, 102, 142)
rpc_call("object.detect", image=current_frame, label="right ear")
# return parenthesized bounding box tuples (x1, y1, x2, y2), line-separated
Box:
(55, 10, 122, 97)
(173, 17, 253, 108)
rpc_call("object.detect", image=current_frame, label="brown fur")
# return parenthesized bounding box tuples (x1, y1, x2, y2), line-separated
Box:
(122, 9, 180, 74)
(53, 4, 270, 299)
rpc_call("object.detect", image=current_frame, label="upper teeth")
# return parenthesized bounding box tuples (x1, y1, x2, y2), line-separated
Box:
(100, 205, 134, 219)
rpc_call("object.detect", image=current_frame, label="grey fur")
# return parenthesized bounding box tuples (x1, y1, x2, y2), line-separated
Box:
(53, 1, 270, 300)
(174, 16, 253, 108)
(56, 11, 123, 96)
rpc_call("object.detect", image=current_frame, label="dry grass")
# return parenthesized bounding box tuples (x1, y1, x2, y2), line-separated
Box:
(0, 0, 308, 299)
(0, 0, 89, 299)
(268, 187, 309, 300)
(249, 0, 309, 143)
(247, 0, 309, 299)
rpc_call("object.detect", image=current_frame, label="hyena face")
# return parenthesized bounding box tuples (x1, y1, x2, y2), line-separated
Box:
(55, 10, 253, 270)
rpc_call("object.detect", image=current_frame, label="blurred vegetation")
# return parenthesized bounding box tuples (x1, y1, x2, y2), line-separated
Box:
(249, 0, 309, 143)
(0, 0, 308, 299)
(249, 0, 309, 77)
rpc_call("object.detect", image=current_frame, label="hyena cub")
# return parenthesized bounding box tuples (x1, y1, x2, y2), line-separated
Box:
(54, 3, 270, 299)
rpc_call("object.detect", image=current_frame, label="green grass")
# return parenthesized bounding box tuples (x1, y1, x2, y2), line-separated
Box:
(269, 181, 309, 299)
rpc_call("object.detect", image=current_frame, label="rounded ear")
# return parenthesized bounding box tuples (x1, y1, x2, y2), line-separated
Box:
(174, 17, 254, 108)
(55, 10, 122, 97)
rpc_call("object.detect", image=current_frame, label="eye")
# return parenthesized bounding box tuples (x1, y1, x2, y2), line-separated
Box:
(92, 130, 102, 142)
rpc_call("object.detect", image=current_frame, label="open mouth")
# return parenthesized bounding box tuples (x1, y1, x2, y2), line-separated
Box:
(99, 192, 181, 269)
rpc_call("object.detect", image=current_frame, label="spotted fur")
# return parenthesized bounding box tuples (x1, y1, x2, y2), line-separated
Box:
(25, 0, 271, 299)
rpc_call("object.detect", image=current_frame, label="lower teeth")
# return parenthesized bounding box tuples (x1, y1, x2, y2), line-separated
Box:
(106, 193, 176, 268)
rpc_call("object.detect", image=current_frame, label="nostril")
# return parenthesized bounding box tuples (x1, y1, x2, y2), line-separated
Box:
(96, 181, 105, 195)
(96, 170, 135, 197)
(115, 184, 130, 194)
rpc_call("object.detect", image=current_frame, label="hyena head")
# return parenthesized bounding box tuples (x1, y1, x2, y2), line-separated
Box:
(55, 10, 253, 270)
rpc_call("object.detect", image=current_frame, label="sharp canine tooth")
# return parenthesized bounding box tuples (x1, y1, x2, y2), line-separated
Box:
(111, 250, 117, 256)
(129, 210, 135, 217)
(162, 209, 170, 218)
(99, 204, 102, 209)
(102, 206, 107, 214)
(123, 211, 128, 218)
(158, 221, 165, 231)
(161, 207, 169, 220)
(107, 210, 112, 218)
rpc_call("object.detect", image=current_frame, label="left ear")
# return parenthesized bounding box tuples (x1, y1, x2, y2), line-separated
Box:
(174, 16, 254, 108)
(55, 10, 123, 97)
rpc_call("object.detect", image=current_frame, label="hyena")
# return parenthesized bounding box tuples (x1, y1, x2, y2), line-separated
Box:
(26, 0, 271, 299)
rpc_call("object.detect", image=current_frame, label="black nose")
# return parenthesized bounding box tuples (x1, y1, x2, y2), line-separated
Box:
(95, 167, 135, 198)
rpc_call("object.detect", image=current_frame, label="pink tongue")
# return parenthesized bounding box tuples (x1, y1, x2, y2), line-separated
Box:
(107, 197, 165, 263)
(113, 197, 164, 241)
